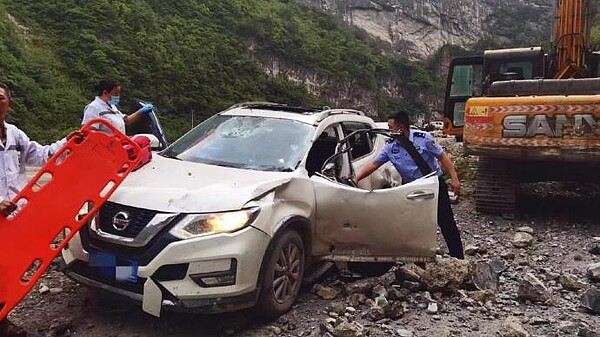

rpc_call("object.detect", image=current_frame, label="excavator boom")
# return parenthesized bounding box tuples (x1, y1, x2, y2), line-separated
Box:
(552, 0, 593, 78)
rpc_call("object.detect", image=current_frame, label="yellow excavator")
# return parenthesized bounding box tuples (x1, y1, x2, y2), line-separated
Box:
(442, 0, 600, 213)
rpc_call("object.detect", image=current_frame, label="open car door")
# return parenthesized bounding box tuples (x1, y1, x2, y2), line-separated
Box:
(311, 174, 438, 262)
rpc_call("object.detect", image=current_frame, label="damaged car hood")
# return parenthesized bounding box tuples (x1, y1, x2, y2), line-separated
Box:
(108, 155, 293, 213)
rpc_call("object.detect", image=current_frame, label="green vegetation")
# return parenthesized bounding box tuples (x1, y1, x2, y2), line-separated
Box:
(0, 0, 438, 142)
(591, 0, 600, 46)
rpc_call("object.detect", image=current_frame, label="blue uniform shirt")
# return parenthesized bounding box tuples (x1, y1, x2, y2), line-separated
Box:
(374, 130, 444, 183)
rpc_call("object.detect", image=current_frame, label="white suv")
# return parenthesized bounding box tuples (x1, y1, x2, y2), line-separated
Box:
(62, 102, 439, 318)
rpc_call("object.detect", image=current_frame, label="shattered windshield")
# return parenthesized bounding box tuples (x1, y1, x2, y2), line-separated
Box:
(161, 115, 314, 172)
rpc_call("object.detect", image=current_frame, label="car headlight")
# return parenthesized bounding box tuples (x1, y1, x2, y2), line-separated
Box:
(169, 207, 260, 239)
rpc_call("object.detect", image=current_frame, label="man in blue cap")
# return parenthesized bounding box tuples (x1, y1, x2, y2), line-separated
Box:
(354, 111, 464, 259)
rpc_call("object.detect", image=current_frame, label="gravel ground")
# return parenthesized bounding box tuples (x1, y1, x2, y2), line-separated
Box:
(7, 138, 600, 337)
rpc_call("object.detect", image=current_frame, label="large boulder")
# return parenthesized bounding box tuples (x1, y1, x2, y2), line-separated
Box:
(421, 257, 473, 291)
(512, 232, 534, 248)
(580, 287, 600, 314)
(517, 273, 551, 303)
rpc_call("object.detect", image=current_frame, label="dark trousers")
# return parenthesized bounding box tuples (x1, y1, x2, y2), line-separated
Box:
(437, 177, 464, 259)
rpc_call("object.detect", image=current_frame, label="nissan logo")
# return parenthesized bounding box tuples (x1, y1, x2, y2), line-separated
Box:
(112, 211, 131, 231)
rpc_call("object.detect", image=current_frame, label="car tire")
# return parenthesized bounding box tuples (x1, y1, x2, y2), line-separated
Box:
(256, 230, 305, 319)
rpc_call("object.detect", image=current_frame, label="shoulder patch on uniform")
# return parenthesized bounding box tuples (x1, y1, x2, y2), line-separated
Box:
(413, 131, 427, 138)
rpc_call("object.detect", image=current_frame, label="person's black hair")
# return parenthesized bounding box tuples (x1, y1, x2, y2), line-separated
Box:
(95, 79, 120, 96)
(0, 82, 12, 99)
(388, 111, 410, 128)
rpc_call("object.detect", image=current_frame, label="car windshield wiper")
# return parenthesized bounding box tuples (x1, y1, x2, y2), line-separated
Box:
(196, 159, 246, 169)
(160, 152, 182, 160)
(253, 164, 295, 172)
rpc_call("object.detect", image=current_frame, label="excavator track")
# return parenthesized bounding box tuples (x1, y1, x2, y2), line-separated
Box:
(475, 158, 517, 214)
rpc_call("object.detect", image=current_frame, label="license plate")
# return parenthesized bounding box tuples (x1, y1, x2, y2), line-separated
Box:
(88, 251, 138, 283)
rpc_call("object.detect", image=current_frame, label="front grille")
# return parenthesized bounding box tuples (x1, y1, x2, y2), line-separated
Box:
(98, 202, 158, 238)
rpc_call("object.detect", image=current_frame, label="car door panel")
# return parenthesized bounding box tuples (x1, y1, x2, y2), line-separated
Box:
(311, 175, 438, 261)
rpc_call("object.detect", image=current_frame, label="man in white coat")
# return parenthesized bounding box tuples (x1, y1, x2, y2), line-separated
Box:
(0, 82, 82, 337)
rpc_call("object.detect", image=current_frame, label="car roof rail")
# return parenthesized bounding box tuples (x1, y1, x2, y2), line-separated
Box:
(226, 101, 322, 114)
(316, 108, 365, 122)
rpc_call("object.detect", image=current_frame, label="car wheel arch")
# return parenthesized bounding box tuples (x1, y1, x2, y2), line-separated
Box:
(255, 216, 312, 289)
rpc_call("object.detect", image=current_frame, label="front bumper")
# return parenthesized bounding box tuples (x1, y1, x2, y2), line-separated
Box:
(62, 226, 271, 315)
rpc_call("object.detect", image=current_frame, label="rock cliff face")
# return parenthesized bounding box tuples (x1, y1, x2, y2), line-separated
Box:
(258, 1, 554, 117)
(298, 0, 553, 60)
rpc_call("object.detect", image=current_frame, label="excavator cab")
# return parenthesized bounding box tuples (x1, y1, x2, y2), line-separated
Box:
(442, 47, 544, 141)
(442, 56, 482, 141)
(483, 47, 545, 83)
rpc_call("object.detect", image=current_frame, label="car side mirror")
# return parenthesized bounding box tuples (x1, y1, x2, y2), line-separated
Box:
(134, 133, 164, 151)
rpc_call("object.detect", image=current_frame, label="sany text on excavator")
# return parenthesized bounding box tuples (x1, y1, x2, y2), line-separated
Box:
(442, 0, 600, 213)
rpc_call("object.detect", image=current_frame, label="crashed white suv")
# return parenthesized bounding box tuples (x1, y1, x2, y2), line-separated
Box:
(62, 102, 439, 318)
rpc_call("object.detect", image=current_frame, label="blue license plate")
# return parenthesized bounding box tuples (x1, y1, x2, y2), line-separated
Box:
(88, 251, 138, 283)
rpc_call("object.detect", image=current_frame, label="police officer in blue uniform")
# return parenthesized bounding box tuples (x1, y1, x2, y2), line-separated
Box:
(354, 112, 464, 259)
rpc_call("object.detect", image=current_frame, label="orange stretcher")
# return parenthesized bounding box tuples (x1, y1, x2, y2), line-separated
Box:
(0, 119, 142, 320)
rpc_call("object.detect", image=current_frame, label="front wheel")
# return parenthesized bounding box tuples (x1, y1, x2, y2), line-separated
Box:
(256, 230, 305, 319)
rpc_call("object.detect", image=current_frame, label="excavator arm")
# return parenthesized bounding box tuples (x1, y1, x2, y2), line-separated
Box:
(552, 0, 594, 78)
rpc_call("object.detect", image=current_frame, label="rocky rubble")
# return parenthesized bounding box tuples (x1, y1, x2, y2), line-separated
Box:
(307, 254, 599, 336)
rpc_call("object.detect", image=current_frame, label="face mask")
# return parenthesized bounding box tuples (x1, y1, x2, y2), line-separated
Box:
(110, 96, 120, 106)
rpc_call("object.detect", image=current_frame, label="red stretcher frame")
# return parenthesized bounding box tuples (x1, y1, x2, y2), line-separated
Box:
(0, 119, 142, 320)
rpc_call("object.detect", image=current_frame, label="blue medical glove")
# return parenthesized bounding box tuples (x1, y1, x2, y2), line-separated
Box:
(140, 103, 154, 114)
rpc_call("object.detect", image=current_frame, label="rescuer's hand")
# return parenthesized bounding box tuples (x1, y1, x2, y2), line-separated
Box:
(67, 130, 86, 144)
(449, 178, 461, 196)
(0, 200, 17, 217)
(139, 103, 154, 114)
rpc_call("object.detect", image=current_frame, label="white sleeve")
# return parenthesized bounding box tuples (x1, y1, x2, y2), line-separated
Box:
(82, 102, 102, 125)
(17, 130, 66, 167)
